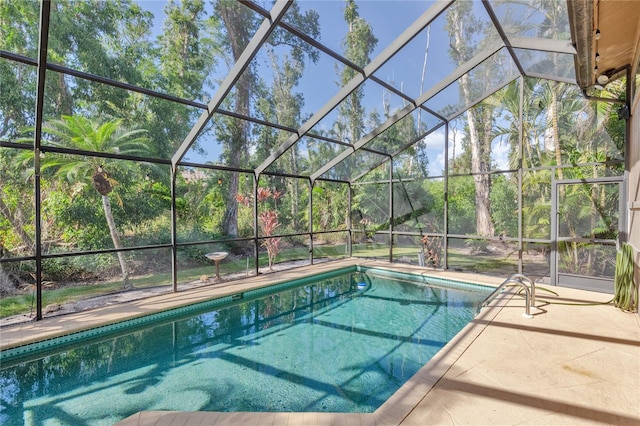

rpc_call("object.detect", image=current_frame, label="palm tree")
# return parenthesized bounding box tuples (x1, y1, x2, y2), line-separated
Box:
(31, 115, 151, 289)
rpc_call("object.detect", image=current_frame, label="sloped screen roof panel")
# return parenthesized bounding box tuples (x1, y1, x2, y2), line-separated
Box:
(321, 147, 389, 182)
(488, 0, 571, 40)
(363, 108, 443, 156)
(423, 48, 520, 120)
(46, 1, 262, 105)
(514, 48, 576, 83)
(184, 112, 295, 169)
(265, 135, 350, 177)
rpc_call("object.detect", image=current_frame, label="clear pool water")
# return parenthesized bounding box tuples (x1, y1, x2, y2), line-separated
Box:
(0, 268, 491, 425)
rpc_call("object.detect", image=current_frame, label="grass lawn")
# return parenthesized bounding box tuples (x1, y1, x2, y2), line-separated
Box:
(1, 245, 338, 319)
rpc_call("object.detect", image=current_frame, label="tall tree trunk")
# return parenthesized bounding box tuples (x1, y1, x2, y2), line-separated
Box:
(465, 102, 494, 236)
(551, 89, 563, 180)
(102, 195, 130, 289)
(544, 85, 563, 179)
(222, 174, 239, 237)
(447, 1, 494, 238)
(287, 146, 300, 230)
(218, 1, 252, 237)
(52, 2, 73, 116)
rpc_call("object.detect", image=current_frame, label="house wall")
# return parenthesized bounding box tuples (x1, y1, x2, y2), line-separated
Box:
(629, 79, 640, 315)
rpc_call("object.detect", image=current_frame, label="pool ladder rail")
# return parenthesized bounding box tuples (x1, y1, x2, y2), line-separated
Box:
(481, 273, 537, 319)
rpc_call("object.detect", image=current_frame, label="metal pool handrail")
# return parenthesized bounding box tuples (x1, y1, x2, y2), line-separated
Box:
(506, 273, 537, 307)
(481, 274, 536, 319)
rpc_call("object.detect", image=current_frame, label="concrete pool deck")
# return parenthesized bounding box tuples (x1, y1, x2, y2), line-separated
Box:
(2, 259, 639, 425)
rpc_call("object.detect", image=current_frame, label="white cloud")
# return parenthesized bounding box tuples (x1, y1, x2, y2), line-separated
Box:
(432, 152, 446, 176)
(491, 138, 511, 170)
(422, 129, 446, 149)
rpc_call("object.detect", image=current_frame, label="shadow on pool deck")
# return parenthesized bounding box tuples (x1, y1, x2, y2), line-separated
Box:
(2, 259, 638, 425)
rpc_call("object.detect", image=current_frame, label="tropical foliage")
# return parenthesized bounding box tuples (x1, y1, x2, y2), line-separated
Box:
(19, 115, 156, 289)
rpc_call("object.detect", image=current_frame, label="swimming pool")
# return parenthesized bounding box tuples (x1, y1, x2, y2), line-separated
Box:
(0, 267, 492, 425)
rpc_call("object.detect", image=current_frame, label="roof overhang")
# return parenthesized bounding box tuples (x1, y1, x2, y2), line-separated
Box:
(570, 0, 640, 90)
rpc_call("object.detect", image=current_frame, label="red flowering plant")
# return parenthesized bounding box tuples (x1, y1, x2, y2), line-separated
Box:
(236, 187, 283, 271)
